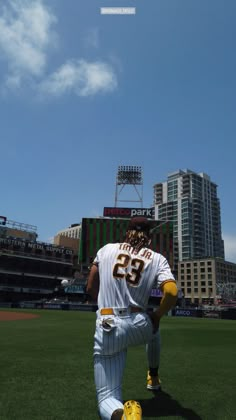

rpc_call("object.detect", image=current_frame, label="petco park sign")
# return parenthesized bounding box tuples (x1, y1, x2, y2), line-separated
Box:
(103, 207, 154, 218)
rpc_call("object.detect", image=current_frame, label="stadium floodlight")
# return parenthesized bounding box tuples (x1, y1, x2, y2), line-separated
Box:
(117, 166, 142, 185)
(115, 165, 143, 207)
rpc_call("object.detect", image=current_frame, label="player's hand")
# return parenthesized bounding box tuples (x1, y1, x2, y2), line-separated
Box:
(149, 312, 160, 334)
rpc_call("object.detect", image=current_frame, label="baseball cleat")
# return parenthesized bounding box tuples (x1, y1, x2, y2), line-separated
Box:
(122, 400, 142, 419)
(146, 371, 161, 391)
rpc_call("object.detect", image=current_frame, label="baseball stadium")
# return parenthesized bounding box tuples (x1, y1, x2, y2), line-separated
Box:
(0, 214, 236, 420)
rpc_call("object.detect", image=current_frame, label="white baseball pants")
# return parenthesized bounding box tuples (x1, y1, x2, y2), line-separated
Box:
(93, 311, 161, 419)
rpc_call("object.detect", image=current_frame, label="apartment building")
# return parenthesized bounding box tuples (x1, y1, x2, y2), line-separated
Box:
(178, 258, 236, 304)
(154, 169, 225, 263)
(54, 223, 81, 255)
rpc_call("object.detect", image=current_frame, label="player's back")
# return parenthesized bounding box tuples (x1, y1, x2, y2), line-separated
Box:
(96, 242, 160, 309)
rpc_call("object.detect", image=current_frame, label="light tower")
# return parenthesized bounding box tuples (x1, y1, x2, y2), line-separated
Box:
(114, 165, 143, 207)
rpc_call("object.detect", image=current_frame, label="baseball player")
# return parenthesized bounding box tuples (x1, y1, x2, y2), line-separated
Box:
(87, 217, 177, 420)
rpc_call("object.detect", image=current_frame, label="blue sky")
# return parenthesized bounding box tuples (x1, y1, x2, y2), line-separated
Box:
(0, 0, 236, 262)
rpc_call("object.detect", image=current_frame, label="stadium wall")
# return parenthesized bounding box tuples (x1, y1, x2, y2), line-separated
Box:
(79, 217, 174, 269)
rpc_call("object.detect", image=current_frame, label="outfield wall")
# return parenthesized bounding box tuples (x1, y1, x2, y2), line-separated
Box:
(173, 307, 236, 320)
(0, 302, 236, 320)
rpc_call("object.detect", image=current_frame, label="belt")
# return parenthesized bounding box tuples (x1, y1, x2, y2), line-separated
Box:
(100, 307, 143, 316)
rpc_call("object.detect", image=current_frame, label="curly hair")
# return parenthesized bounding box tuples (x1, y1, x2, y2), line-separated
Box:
(124, 229, 151, 252)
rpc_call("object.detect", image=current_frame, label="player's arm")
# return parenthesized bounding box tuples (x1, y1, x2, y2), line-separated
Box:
(156, 281, 178, 318)
(86, 263, 100, 301)
(150, 281, 178, 332)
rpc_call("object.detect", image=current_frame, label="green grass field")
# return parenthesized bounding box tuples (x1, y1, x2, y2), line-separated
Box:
(0, 309, 235, 420)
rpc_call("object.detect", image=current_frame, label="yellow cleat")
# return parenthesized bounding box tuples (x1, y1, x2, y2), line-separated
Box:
(146, 371, 161, 391)
(122, 400, 142, 419)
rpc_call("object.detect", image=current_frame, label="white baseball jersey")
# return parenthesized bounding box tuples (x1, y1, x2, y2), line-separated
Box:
(94, 242, 175, 310)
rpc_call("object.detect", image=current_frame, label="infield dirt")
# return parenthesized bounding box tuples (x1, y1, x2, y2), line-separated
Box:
(0, 311, 40, 321)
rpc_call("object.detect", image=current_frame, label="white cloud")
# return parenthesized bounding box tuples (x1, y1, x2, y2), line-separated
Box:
(0, 1, 118, 97)
(39, 59, 117, 97)
(223, 233, 236, 263)
(0, 0, 56, 87)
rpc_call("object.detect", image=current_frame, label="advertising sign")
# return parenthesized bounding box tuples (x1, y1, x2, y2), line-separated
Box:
(103, 207, 154, 218)
(0, 237, 73, 256)
(64, 285, 85, 294)
(151, 289, 163, 298)
(174, 309, 197, 317)
(203, 310, 221, 319)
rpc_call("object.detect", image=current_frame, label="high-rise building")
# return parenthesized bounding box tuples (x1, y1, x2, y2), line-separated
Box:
(153, 169, 225, 263)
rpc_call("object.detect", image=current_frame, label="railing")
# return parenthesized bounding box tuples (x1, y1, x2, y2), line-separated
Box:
(6, 220, 37, 232)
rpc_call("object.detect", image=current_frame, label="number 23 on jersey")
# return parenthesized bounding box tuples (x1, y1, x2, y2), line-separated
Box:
(113, 253, 145, 286)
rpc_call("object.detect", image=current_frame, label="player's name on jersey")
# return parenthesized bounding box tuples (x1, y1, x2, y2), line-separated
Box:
(119, 243, 153, 260)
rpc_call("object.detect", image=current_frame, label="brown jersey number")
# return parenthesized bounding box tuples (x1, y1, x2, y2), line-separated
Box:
(113, 253, 145, 286)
